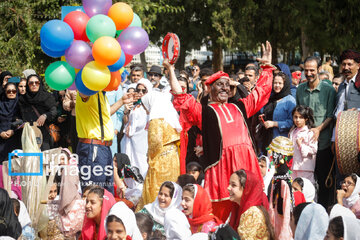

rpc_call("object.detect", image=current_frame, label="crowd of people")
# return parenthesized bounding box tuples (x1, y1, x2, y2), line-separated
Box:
(0, 41, 360, 240)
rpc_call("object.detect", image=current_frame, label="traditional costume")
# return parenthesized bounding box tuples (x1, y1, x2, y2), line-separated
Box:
(140, 91, 181, 206)
(172, 65, 275, 221)
(229, 170, 270, 239)
(268, 136, 295, 240)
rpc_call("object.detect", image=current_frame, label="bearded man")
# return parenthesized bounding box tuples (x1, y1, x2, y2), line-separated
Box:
(164, 42, 275, 221)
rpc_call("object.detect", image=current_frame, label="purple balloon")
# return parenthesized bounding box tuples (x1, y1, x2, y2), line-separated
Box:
(65, 40, 93, 69)
(117, 27, 149, 55)
(82, 0, 112, 18)
(68, 81, 77, 90)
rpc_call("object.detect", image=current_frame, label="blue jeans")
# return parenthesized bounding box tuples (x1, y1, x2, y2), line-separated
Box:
(77, 142, 114, 194)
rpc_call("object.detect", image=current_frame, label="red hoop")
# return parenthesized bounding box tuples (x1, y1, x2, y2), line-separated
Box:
(162, 33, 180, 65)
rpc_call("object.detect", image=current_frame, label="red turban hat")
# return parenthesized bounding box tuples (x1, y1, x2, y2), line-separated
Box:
(205, 71, 229, 85)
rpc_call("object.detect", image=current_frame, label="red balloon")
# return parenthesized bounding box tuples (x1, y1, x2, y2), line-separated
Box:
(103, 71, 122, 91)
(64, 11, 90, 41)
(124, 53, 133, 66)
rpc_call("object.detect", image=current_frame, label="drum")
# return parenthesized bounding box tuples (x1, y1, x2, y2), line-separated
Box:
(335, 110, 360, 175)
(162, 33, 180, 65)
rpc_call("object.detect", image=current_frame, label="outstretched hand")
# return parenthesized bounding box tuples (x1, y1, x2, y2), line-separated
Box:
(256, 41, 272, 65)
(163, 58, 173, 70)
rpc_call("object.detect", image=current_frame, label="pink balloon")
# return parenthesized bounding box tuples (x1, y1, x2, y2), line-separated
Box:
(117, 27, 149, 55)
(65, 40, 93, 69)
(82, 0, 112, 18)
(68, 81, 77, 90)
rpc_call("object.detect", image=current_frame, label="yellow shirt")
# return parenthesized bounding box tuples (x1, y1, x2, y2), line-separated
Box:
(75, 92, 114, 141)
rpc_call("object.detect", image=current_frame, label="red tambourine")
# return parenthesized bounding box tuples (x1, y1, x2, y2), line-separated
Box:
(162, 33, 180, 65)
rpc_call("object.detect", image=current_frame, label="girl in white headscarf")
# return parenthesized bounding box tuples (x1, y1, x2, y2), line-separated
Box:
(139, 91, 181, 207)
(325, 216, 360, 240)
(121, 79, 152, 206)
(292, 177, 316, 202)
(258, 155, 275, 196)
(293, 203, 328, 240)
(164, 209, 191, 240)
(105, 202, 143, 240)
(139, 181, 182, 235)
(336, 173, 360, 219)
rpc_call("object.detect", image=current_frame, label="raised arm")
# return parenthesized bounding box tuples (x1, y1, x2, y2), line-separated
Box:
(163, 58, 182, 93)
(240, 41, 276, 118)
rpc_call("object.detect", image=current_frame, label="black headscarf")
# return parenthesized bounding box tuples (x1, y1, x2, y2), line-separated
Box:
(0, 188, 22, 238)
(0, 82, 18, 117)
(0, 71, 13, 96)
(259, 72, 291, 153)
(209, 224, 241, 240)
(19, 74, 56, 109)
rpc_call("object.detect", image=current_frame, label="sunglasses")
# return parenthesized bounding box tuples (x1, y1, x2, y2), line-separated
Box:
(29, 81, 40, 86)
(136, 89, 147, 94)
(6, 89, 17, 94)
(148, 73, 161, 77)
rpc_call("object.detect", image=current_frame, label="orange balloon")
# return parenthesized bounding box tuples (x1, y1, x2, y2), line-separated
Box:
(108, 2, 134, 30)
(103, 70, 122, 91)
(92, 36, 122, 66)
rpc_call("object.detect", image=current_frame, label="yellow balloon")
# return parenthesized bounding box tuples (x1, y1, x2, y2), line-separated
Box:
(82, 61, 111, 91)
(61, 56, 66, 62)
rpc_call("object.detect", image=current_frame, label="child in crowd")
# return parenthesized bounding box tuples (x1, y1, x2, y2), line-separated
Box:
(258, 155, 275, 196)
(292, 177, 316, 202)
(289, 105, 317, 184)
(268, 136, 295, 240)
(186, 162, 205, 186)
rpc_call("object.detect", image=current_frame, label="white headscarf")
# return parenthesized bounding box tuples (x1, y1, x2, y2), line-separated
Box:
(329, 205, 360, 240)
(144, 181, 183, 225)
(18, 200, 31, 228)
(301, 177, 316, 202)
(164, 209, 192, 240)
(137, 78, 153, 92)
(294, 203, 328, 240)
(342, 216, 360, 240)
(188, 233, 209, 240)
(105, 202, 143, 240)
(343, 174, 360, 208)
(330, 204, 357, 220)
(260, 156, 274, 196)
(141, 90, 182, 132)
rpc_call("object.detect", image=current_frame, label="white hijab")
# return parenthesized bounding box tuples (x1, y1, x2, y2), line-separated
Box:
(144, 182, 183, 225)
(105, 202, 143, 240)
(329, 204, 360, 240)
(18, 200, 31, 228)
(137, 78, 153, 92)
(343, 174, 360, 208)
(141, 90, 182, 132)
(261, 156, 274, 195)
(301, 177, 315, 202)
(164, 209, 192, 240)
(294, 203, 328, 240)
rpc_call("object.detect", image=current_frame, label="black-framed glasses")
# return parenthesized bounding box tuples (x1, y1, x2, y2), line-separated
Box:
(136, 89, 147, 94)
(148, 73, 161, 77)
(6, 89, 17, 94)
(340, 180, 355, 187)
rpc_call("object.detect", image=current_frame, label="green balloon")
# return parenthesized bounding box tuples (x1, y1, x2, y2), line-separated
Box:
(45, 61, 75, 91)
(115, 30, 123, 38)
(129, 13, 142, 28)
(86, 14, 116, 43)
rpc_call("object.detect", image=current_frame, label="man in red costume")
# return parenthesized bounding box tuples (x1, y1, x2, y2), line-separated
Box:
(163, 41, 275, 222)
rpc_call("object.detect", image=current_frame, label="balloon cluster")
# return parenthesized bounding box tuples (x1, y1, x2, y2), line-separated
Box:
(40, 0, 149, 94)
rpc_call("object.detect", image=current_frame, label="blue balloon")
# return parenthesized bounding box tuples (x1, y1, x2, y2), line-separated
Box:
(75, 69, 97, 96)
(41, 42, 65, 58)
(108, 51, 125, 72)
(40, 20, 74, 52)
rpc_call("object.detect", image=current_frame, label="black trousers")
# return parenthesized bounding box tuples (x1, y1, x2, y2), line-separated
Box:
(315, 146, 335, 208)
